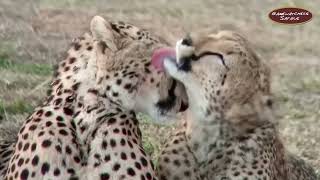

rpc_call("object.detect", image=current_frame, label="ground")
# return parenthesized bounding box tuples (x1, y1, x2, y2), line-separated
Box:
(0, 0, 319, 176)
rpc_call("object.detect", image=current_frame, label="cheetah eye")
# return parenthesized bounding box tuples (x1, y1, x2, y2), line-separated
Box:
(193, 51, 229, 70)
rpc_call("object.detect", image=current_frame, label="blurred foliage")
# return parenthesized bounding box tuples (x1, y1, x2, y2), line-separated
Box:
(0, 58, 52, 76)
(0, 100, 33, 119)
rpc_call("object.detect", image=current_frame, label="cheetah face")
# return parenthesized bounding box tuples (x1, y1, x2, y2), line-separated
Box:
(163, 31, 270, 120)
(90, 16, 188, 123)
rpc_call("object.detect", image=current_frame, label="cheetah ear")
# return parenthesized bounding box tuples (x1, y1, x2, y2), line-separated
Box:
(94, 38, 116, 86)
(91, 16, 117, 85)
(90, 15, 117, 51)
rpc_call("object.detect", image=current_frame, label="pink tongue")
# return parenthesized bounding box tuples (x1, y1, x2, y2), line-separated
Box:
(151, 47, 176, 72)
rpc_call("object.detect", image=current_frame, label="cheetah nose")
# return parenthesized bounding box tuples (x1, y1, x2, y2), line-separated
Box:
(181, 34, 193, 46)
(151, 47, 176, 72)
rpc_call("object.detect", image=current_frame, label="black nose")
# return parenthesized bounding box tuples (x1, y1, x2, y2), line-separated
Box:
(181, 34, 192, 46)
(177, 57, 192, 72)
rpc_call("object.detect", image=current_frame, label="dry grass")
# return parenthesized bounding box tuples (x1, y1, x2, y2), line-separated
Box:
(0, 0, 319, 175)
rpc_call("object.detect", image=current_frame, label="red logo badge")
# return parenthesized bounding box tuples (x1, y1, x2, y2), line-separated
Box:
(269, 7, 312, 24)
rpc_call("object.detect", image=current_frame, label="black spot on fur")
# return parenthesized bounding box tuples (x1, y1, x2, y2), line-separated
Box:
(110, 23, 120, 33)
(98, 41, 108, 53)
(74, 43, 81, 51)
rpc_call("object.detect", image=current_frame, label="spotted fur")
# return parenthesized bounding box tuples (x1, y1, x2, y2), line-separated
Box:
(156, 31, 317, 180)
(1, 16, 187, 180)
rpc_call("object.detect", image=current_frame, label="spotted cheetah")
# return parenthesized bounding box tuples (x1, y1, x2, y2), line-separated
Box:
(2, 16, 188, 180)
(154, 31, 317, 180)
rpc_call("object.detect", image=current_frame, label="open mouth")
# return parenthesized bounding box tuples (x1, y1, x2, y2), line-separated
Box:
(152, 47, 189, 114)
(156, 79, 188, 114)
(179, 100, 189, 112)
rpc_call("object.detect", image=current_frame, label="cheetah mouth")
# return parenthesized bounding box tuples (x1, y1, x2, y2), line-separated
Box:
(179, 100, 189, 112)
(156, 79, 188, 113)
(151, 45, 193, 73)
(152, 47, 189, 113)
(151, 47, 176, 72)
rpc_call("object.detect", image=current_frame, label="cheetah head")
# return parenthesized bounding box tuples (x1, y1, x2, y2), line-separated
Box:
(161, 31, 270, 121)
(89, 16, 188, 123)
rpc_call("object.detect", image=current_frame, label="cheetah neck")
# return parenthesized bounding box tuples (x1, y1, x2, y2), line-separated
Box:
(43, 33, 101, 120)
(185, 105, 277, 166)
(72, 91, 126, 145)
(44, 33, 141, 143)
(185, 110, 229, 163)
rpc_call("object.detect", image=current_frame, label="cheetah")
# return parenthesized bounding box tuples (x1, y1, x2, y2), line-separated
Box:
(154, 31, 317, 179)
(2, 16, 188, 180)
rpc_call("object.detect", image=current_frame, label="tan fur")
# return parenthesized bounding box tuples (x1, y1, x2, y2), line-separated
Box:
(0, 16, 188, 180)
(90, 16, 117, 51)
(157, 31, 317, 180)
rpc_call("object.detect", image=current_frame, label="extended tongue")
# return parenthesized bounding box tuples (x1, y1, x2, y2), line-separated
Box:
(151, 47, 176, 72)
